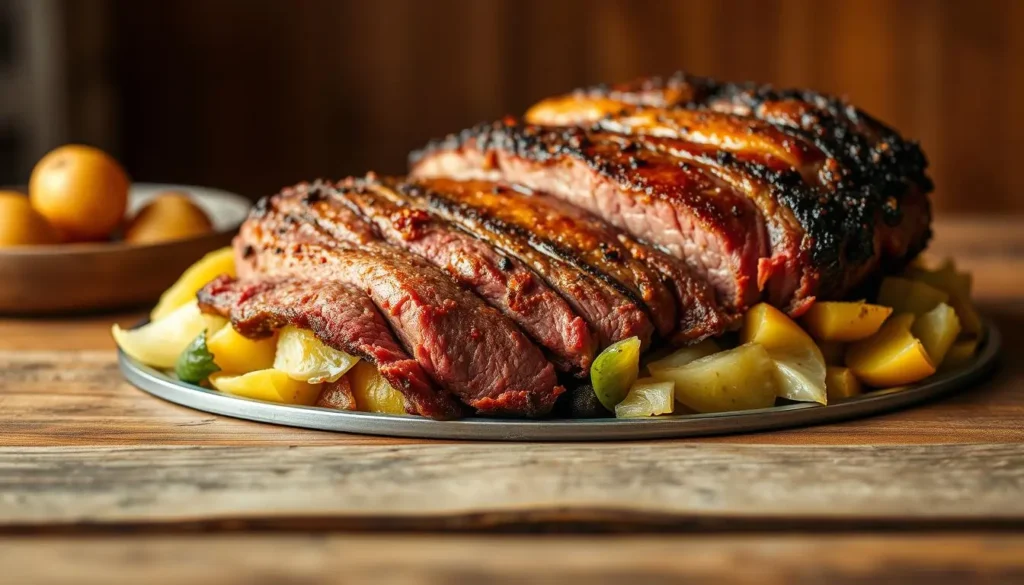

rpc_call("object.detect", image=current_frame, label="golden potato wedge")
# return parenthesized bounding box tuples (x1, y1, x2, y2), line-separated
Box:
(905, 259, 981, 337)
(818, 341, 847, 366)
(152, 247, 237, 321)
(942, 337, 980, 371)
(825, 366, 863, 401)
(911, 303, 961, 366)
(209, 369, 322, 405)
(646, 338, 720, 375)
(350, 361, 407, 414)
(905, 258, 971, 299)
(206, 325, 277, 375)
(741, 303, 827, 404)
(800, 301, 893, 342)
(614, 378, 675, 418)
(650, 343, 778, 413)
(876, 277, 949, 316)
(273, 326, 359, 384)
(112, 300, 227, 369)
(846, 314, 936, 387)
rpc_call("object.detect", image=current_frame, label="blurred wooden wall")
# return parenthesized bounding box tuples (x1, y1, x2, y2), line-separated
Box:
(98, 0, 1023, 212)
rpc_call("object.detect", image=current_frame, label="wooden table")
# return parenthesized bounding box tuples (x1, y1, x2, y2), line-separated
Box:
(2, 216, 1022, 584)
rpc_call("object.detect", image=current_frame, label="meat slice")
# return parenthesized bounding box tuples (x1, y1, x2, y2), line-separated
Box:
(410, 122, 769, 311)
(278, 179, 596, 374)
(197, 275, 461, 419)
(379, 177, 657, 350)
(399, 177, 677, 337)
(398, 176, 733, 341)
(236, 198, 563, 417)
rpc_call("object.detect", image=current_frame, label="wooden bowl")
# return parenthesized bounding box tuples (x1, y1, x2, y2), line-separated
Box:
(0, 183, 250, 315)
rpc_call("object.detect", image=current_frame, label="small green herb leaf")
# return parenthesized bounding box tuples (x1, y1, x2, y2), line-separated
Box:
(175, 332, 220, 384)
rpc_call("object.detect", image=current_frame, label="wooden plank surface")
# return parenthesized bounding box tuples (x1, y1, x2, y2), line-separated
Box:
(1, 443, 1021, 531)
(0, 216, 1020, 546)
(6, 534, 1024, 585)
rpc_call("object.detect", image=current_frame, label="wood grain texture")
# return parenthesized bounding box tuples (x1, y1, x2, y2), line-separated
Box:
(5, 534, 1024, 585)
(1, 443, 1022, 531)
(97, 0, 1024, 215)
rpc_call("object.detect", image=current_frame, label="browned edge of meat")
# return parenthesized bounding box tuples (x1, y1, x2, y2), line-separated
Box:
(293, 178, 597, 375)
(235, 194, 564, 417)
(409, 122, 769, 312)
(389, 177, 657, 351)
(197, 275, 462, 420)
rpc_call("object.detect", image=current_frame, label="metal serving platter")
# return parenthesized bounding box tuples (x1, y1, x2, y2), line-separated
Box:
(119, 320, 1000, 441)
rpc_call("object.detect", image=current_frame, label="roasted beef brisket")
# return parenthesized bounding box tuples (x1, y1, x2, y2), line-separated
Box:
(410, 73, 933, 315)
(210, 72, 934, 419)
(230, 195, 563, 417)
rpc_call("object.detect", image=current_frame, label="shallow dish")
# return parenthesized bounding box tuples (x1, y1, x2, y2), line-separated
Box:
(0, 184, 249, 315)
(118, 320, 1000, 441)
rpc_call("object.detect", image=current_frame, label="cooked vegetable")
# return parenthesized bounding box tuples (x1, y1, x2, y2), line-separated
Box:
(905, 259, 981, 336)
(316, 377, 357, 410)
(590, 336, 641, 411)
(349, 361, 406, 414)
(846, 314, 935, 387)
(125, 192, 214, 244)
(800, 301, 893, 342)
(905, 258, 971, 299)
(825, 366, 862, 401)
(650, 343, 778, 413)
(818, 341, 846, 366)
(614, 378, 674, 418)
(209, 369, 322, 405)
(151, 247, 237, 321)
(646, 338, 720, 375)
(273, 326, 359, 383)
(942, 337, 981, 370)
(112, 300, 227, 369)
(911, 302, 962, 366)
(0, 192, 59, 247)
(206, 324, 277, 375)
(29, 144, 129, 242)
(876, 277, 949, 316)
(741, 303, 827, 404)
(175, 332, 220, 384)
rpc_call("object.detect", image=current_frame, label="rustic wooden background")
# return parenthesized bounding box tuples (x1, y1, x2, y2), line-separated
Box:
(63, 0, 1024, 213)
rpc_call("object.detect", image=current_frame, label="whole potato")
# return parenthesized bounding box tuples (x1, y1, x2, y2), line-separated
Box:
(125, 192, 214, 244)
(29, 145, 130, 242)
(0, 192, 60, 247)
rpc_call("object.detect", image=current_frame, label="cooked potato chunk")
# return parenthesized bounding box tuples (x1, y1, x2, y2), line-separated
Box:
(911, 303, 962, 366)
(152, 247, 237, 321)
(800, 301, 892, 342)
(646, 338, 720, 375)
(741, 303, 827, 404)
(650, 343, 778, 413)
(112, 300, 227, 369)
(876, 277, 949, 316)
(349, 361, 407, 414)
(825, 366, 863, 401)
(846, 314, 936, 387)
(206, 325, 277, 375)
(614, 378, 674, 418)
(590, 337, 641, 411)
(273, 326, 360, 384)
(905, 259, 981, 337)
(209, 369, 322, 405)
(942, 337, 981, 370)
